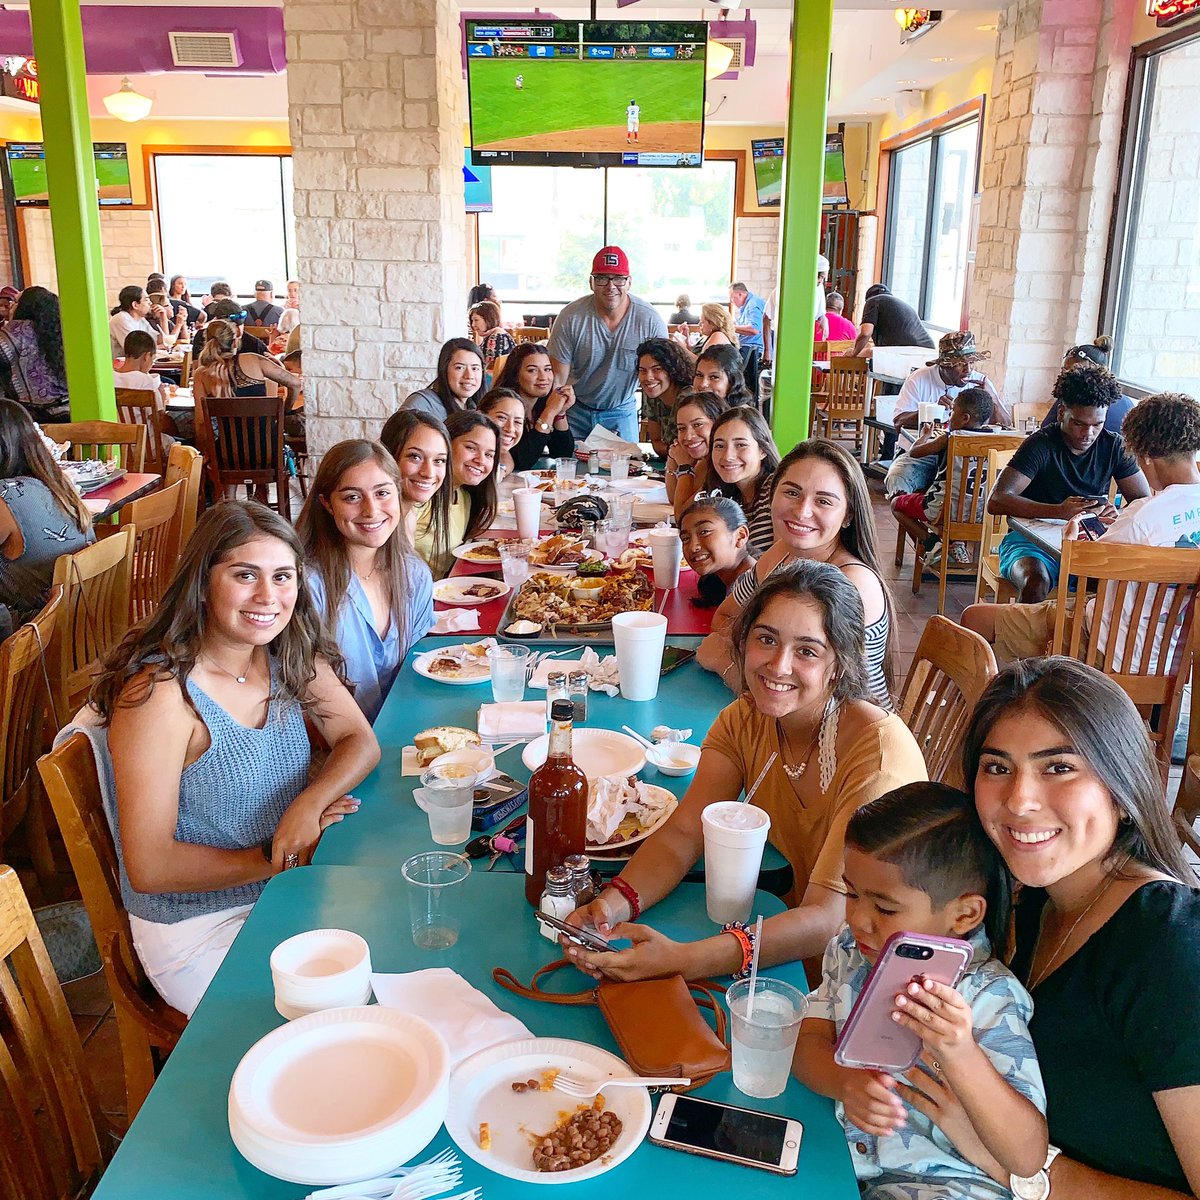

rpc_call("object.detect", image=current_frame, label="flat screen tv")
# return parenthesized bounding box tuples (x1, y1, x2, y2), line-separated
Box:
(751, 137, 783, 207)
(823, 131, 850, 206)
(464, 149, 493, 213)
(465, 19, 707, 168)
(5, 141, 133, 207)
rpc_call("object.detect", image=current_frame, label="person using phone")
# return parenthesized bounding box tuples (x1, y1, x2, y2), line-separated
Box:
(794, 782, 1048, 1197)
(964, 390, 1200, 668)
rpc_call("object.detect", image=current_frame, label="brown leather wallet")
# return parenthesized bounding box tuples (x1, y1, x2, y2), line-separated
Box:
(493, 961, 731, 1091)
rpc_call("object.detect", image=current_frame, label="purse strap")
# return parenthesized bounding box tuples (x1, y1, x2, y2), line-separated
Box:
(493, 960, 598, 1006)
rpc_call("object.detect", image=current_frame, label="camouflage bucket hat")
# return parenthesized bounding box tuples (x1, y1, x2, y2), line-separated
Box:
(928, 330, 991, 367)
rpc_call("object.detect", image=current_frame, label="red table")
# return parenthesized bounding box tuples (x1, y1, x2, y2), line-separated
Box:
(81, 472, 162, 521)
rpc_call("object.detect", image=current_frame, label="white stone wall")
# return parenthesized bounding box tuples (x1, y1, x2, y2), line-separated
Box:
(284, 0, 468, 452)
(19, 208, 158, 303)
(733, 214, 779, 300)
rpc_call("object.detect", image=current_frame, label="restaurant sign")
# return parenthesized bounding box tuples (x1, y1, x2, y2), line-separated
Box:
(1149, 0, 1200, 26)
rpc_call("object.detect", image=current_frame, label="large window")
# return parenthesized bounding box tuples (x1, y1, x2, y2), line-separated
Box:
(882, 114, 980, 331)
(154, 154, 295, 298)
(1105, 27, 1200, 391)
(478, 159, 736, 314)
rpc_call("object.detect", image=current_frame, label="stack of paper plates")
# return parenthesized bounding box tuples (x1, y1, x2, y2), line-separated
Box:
(270, 929, 373, 1020)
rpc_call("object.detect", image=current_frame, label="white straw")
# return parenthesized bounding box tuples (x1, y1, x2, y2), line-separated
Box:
(741, 752, 777, 805)
(746, 914, 764, 1018)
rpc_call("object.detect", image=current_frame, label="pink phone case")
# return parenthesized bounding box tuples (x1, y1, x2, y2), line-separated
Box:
(833, 931, 973, 1073)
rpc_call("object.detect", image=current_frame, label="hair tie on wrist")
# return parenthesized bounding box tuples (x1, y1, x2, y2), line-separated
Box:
(609, 875, 641, 921)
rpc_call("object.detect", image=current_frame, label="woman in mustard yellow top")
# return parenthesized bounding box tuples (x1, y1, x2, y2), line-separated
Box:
(567, 560, 926, 982)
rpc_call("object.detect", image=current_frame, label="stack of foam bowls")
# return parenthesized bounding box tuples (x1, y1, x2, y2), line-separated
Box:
(270, 929, 373, 1020)
(228, 1007, 451, 1184)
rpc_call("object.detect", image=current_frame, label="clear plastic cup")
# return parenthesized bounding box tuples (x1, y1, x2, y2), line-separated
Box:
(555, 457, 578, 483)
(609, 452, 630, 482)
(512, 488, 542, 540)
(487, 643, 531, 702)
(401, 852, 471, 949)
(604, 495, 634, 556)
(499, 539, 533, 588)
(726, 978, 808, 1098)
(701, 801, 771, 924)
(414, 766, 475, 844)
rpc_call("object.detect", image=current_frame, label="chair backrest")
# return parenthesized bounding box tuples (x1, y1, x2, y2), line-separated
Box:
(813, 338, 855, 362)
(898, 615, 998, 785)
(197, 396, 285, 486)
(178, 347, 193, 388)
(979, 445, 1019, 556)
(1011, 400, 1053, 431)
(39, 421, 147, 473)
(120, 481, 184, 624)
(513, 327, 547, 345)
(163, 443, 203, 545)
(0, 862, 109, 1198)
(1051, 539, 1200, 769)
(938, 433, 1024, 542)
(114, 388, 167, 474)
(0, 587, 61, 848)
(38, 732, 187, 1120)
(824, 356, 869, 418)
(50, 528, 134, 724)
(243, 324, 272, 341)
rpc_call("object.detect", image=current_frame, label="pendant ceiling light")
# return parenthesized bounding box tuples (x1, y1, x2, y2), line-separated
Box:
(102, 78, 152, 123)
(705, 40, 734, 80)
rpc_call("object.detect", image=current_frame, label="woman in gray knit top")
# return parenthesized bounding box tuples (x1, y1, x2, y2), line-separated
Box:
(91, 501, 379, 1015)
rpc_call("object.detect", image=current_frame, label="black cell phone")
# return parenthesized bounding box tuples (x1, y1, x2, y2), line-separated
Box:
(535, 911, 614, 952)
(649, 1094, 803, 1175)
(1078, 514, 1107, 540)
(660, 646, 697, 675)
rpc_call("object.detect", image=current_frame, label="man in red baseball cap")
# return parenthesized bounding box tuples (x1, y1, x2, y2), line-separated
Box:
(546, 245, 666, 441)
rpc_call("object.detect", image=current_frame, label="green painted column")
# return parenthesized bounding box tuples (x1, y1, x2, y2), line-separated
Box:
(771, 0, 832, 451)
(30, 0, 115, 421)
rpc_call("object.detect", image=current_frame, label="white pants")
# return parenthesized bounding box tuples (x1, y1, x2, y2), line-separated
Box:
(130, 904, 253, 1017)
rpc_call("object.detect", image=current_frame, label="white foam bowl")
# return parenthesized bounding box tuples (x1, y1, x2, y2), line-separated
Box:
(429, 746, 496, 785)
(646, 742, 702, 777)
(270, 929, 372, 1013)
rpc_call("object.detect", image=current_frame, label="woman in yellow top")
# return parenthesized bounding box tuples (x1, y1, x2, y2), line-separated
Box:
(567, 560, 926, 982)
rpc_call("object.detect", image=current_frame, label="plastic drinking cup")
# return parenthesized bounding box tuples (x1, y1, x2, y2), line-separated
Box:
(499, 539, 533, 588)
(726, 978, 808, 1098)
(401, 851, 471, 949)
(648, 528, 683, 589)
(555, 457, 578, 483)
(512, 488, 542, 540)
(487, 643, 531, 703)
(701, 801, 771, 925)
(609, 452, 630, 482)
(414, 766, 474, 844)
(611, 611, 668, 701)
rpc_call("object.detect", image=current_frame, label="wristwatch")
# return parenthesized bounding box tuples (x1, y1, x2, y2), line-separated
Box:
(1011, 1146, 1061, 1200)
(670, 464, 695, 476)
(536, 420, 551, 433)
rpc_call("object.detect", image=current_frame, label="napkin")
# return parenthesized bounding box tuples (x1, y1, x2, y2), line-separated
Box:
(371, 968, 531, 1068)
(477, 700, 547, 741)
(581, 425, 642, 459)
(529, 648, 620, 697)
(430, 608, 482, 634)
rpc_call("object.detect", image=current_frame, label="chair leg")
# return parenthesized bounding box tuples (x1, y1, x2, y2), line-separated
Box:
(937, 553, 949, 615)
(911, 535, 924, 595)
(894, 521, 906, 568)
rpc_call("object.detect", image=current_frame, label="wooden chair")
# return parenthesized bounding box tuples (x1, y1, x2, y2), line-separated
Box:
(114, 387, 169, 474)
(38, 732, 187, 1121)
(894, 432, 1023, 614)
(1051, 539, 1200, 781)
(809, 339, 857, 407)
(812, 338, 856, 362)
(40, 420, 147, 473)
(195, 395, 290, 520)
(0, 588, 63, 900)
(119, 481, 184, 624)
(975, 445, 1020, 604)
(513, 327, 547, 345)
(1010, 400, 1052, 431)
(243, 324, 272, 342)
(178, 346, 193, 388)
(1173, 630, 1200, 858)
(164, 443, 204, 545)
(898, 615, 998, 786)
(50, 529, 134, 724)
(809, 356, 869, 450)
(0, 862, 112, 1196)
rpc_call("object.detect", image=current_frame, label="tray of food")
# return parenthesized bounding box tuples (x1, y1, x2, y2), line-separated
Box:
(499, 569, 654, 638)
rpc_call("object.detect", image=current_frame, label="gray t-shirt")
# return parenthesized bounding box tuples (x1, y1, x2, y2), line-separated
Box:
(547, 294, 666, 415)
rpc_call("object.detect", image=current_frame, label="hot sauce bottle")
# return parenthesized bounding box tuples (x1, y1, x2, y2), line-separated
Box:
(524, 700, 588, 905)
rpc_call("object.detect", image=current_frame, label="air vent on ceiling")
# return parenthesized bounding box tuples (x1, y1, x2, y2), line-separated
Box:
(712, 37, 745, 71)
(168, 32, 242, 69)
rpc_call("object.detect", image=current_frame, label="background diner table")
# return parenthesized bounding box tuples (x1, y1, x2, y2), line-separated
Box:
(89, 868, 857, 1200)
(81, 472, 162, 520)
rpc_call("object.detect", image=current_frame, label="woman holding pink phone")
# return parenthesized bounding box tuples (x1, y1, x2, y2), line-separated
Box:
(965, 658, 1200, 1199)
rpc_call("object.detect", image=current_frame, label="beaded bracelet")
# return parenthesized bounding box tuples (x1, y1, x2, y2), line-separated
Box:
(608, 876, 641, 921)
(722, 920, 757, 979)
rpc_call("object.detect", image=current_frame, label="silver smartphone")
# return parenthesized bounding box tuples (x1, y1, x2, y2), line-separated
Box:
(534, 911, 614, 953)
(649, 1094, 802, 1176)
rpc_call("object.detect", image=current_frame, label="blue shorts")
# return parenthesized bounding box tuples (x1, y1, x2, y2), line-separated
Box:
(997, 531, 1060, 587)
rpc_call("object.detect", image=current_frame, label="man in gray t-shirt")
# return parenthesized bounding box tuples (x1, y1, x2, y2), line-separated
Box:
(547, 245, 667, 442)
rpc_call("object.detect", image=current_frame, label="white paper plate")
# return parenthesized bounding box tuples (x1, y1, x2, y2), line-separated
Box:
(229, 1006, 449, 1185)
(445, 1037, 651, 1184)
(586, 785, 678, 853)
(452, 541, 505, 568)
(412, 644, 492, 685)
(522, 729, 646, 781)
(432, 577, 512, 607)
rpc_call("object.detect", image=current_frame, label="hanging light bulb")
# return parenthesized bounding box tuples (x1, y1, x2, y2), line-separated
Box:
(102, 78, 152, 123)
(705, 40, 735, 80)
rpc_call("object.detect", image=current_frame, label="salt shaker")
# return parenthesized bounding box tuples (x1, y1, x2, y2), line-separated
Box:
(546, 670, 569, 717)
(539, 865, 575, 941)
(568, 670, 589, 722)
(588, 449, 600, 474)
(564, 853, 595, 906)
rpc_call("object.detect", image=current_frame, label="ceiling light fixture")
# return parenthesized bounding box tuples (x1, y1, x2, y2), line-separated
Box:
(102, 77, 153, 123)
(931, 56, 953, 62)
(705, 39, 735, 79)
(977, 22, 998, 31)
(894, 8, 943, 43)
(897, 78, 917, 85)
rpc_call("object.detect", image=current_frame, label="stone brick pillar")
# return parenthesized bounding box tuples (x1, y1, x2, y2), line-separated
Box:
(970, 0, 1134, 405)
(284, 0, 467, 452)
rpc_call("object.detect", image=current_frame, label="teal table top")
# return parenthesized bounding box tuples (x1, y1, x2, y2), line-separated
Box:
(91, 868, 856, 1199)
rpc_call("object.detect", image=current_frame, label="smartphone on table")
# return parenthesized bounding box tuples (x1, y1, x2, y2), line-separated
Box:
(649, 1093, 802, 1175)
(833, 931, 972, 1073)
(660, 646, 697, 675)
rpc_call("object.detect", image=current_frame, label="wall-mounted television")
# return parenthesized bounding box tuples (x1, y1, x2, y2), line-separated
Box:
(464, 149, 493, 213)
(751, 137, 783, 207)
(465, 20, 707, 168)
(823, 131, 850, 206)
(5, 141, 133, 207)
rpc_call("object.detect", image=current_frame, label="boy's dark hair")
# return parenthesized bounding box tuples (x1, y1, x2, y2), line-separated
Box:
(954, 386, 993, 427)
(845, 782, 1010, 950)
(122, 330, 156, 359)
(1053, 362, 1123, 412)
(1120, 391, 1200, 462)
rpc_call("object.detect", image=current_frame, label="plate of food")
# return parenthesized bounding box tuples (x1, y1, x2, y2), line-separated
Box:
(412, 641, 493, 685)
(505, 570, 654, 634)
(528, 534, 603, 572)
(522, 728, 646, 781)
(586, 777, 677, 853)
(452, 540, 505, 567)
(445, 1037, 651, 1184)
(432, 577, 512, 607)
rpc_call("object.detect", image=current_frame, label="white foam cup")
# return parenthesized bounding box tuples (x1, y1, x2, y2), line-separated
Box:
(611, 611, 668, 701)
(648, 527, 683, 589)
(512, 488, 542, 540)
(701, 801, 772, 925)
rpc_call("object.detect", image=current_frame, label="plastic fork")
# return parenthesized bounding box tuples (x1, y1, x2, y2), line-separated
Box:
(305, 1151, 460, 1200)
(551, 1073, 689, 1099)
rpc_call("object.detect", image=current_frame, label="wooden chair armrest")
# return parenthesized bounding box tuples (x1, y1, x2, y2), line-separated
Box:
(103, 931, 187, 1046)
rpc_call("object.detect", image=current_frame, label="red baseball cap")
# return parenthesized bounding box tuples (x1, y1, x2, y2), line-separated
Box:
(591, 246, 630, 276)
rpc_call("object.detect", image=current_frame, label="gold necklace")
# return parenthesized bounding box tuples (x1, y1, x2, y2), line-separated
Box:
(203, 650, 255, 686)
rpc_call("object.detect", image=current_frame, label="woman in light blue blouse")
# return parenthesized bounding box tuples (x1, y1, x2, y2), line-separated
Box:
(297, 440, 434, 722)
